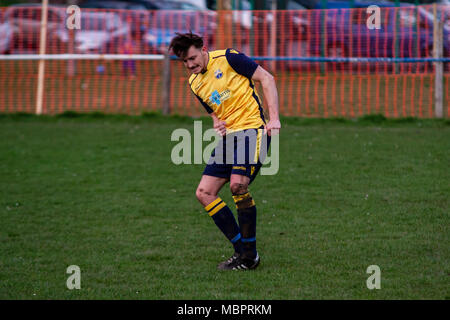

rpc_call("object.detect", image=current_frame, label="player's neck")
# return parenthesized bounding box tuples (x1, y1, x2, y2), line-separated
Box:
(201, 52, 210, 74)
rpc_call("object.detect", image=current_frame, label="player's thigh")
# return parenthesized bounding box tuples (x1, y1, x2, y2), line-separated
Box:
(229, 174, 250, 194)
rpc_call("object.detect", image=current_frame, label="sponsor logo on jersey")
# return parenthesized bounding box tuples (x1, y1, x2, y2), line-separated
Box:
(209, 89, 231, 105)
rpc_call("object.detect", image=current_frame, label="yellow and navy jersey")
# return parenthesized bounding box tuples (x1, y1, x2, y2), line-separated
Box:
(189, 48, 265, 132)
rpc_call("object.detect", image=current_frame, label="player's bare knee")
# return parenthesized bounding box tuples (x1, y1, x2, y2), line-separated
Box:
(230, 182, 248, 195)
(196, 187, 212, 202)
(195, 187, 204, 201)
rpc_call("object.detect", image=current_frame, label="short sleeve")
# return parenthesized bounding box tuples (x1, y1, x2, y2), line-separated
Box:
(225, 48, 259, 79)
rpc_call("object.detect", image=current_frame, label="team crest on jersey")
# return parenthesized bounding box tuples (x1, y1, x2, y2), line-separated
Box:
(214, 69, 223, 79)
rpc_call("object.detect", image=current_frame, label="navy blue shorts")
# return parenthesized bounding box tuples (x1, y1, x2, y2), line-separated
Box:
(203, 127, 271, 184)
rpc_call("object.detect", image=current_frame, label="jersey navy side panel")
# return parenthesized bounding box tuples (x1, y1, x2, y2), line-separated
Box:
(193, 90, 214, 114)
(190, 74, 214, 114)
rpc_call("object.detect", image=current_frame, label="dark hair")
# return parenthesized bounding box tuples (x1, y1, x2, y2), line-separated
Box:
(169, 32, 204, 58)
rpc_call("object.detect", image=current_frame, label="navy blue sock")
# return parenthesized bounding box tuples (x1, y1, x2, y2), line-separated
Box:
(233, 192, 257, 259)
(205, 198, 242, 254)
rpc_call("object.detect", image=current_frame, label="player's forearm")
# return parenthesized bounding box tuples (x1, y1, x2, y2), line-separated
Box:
(210, 112, 227, 136)
(260, 74, 280, 121)
(210, 112, 219, 122)
(210, 112, 222, 127)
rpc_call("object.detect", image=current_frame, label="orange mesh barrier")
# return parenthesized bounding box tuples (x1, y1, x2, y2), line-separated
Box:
(0, 5, 448, 117)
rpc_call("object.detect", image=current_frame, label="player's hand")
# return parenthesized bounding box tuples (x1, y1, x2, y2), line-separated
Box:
(214, 119, 227, 136)
(264, 119, 281, 136)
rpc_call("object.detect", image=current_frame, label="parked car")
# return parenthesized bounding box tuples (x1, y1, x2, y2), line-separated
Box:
(306, 3, 449, 59)
(56, 11, 131, 54)
(81, 0, 147, 10)
(146, 0, 251, 36)
(293, 0, 406, 9)
(81, 0, 217, 53)
(124, 0, 208, 10)
(245, 1, 310, 71)
(299, 3, 449, 74)
(423, 2, 450, 36)
(0, 21, 13, 54)
(167, 0, 208, 9)
(4, 3, 66, 53)
(80, 1, 151, 39)
(142, 10, 216, 53)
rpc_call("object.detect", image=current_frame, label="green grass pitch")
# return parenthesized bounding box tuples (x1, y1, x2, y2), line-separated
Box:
(0, 114, 448, 299)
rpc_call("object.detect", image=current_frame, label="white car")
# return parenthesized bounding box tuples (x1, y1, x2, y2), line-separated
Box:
(57, 11, 131, 54)
(0, 22, 13, 54)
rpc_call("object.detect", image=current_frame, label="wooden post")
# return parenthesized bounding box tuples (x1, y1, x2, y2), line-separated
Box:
(433, 4, 443, 118)
(270, 0, 277, 72)
(394, 3, 400, 74)
(248, 0, 254, 57)
(320, 0, 327, 74)
(224, 0, 232, 48)
(216, 0, 232, 49)
(162, 52, 171, 115)
(67, 0, 79, 76)
(36, 0, 49, 115)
